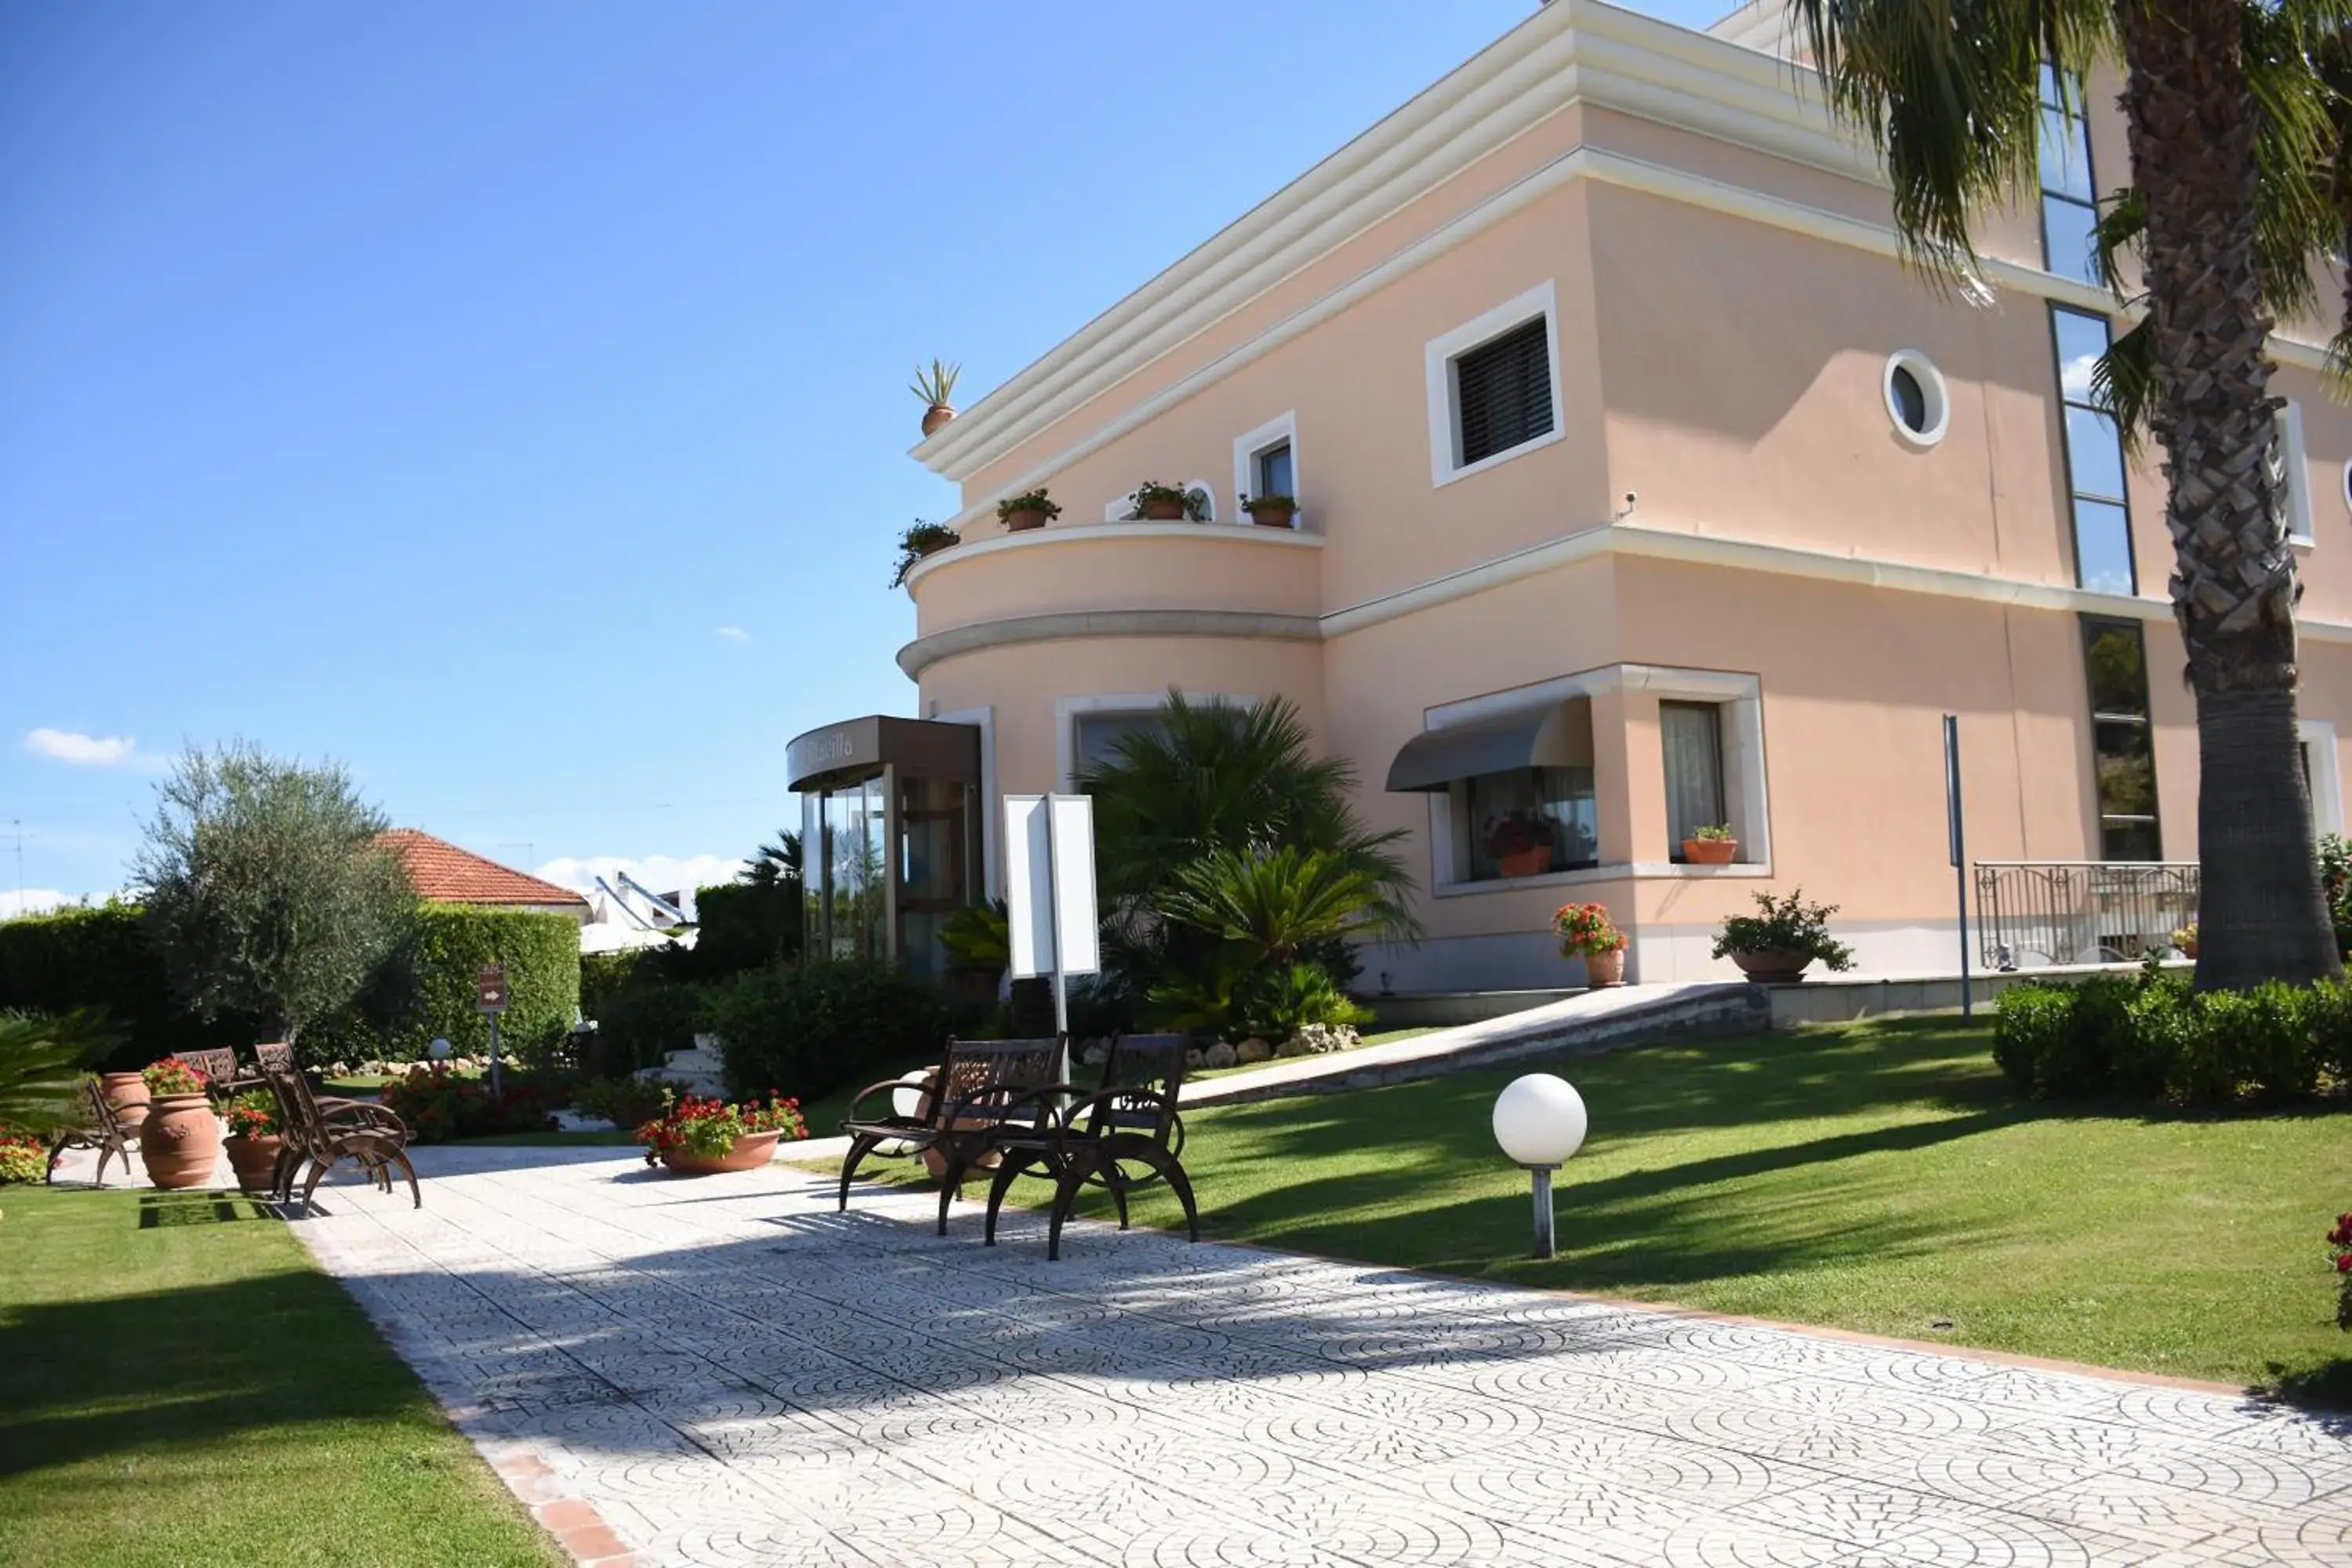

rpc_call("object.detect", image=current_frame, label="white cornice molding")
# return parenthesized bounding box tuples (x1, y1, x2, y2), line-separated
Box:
(902, 518, 1322, 597)
(898, 609, 1320, 681)
(913, 0, 1867, 485)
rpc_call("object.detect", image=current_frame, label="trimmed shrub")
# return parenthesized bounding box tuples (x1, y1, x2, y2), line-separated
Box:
(1994, 969, 2328, 1108)
(588, 982, 713, 1075)
(310, 906, 580, 1068)
(710, 961, 953, 1104)
(1991, 983, 2074, 1094)
(677, 881, 800, 977)
(0, 904, 264, 1068)
(2175, 990, 2253, 1108)
(575, 1075, 669, 1131)
(2118, 978, 2191, 1098)
(2308, 978, 2352, 1086)
(2240, 980, 2319, 1102)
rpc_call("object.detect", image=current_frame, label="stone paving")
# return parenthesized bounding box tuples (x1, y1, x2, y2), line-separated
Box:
(272, 1145, 2352, 1567)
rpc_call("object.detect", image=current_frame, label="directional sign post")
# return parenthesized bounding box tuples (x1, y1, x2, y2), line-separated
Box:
(477, 963, 510, 1099)
(1004, 793, 1100, 1094)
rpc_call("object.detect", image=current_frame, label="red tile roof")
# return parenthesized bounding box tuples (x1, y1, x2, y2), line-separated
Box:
(379, 829, 589, 909)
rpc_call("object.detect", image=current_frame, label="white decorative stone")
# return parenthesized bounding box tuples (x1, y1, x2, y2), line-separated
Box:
(1202, 1041, 1237, 1069)
(1235, 1038, 1273, 1064)
(1184, 1047, 1206, 1069)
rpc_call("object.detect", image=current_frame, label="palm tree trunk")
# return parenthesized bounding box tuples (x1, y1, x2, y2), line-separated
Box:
(2116, 0, 2341, 988)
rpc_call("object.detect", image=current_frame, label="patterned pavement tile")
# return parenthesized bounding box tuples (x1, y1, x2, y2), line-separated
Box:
(235, 1143, 2352, 1568)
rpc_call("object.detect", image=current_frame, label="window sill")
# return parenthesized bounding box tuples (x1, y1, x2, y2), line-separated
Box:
(1432, 426, 1564, 490)
(2290, 535, 2316, 551)
(1432, 859, 1772, 897)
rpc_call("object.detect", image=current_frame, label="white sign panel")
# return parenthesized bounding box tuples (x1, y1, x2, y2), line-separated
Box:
(1049, 794, 1100, 976)
(1002, 793, 1100, 980)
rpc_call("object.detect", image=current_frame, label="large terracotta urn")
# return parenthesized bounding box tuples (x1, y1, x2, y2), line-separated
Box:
(140, 1094, 223, 1189)
(659, 1130, 781, 1176)
(225, 1134, 284, 1194)
(100, 1072, 151, 1134)
(1584, 948, 1626, 989)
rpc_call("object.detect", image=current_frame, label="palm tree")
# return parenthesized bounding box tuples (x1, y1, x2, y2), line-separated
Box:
(1786, 0, 2350, 988)
(0, 1011, 114, 1138)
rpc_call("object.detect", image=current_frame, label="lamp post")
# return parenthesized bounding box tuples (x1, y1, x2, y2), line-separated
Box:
(1491, 1073, 1588, 1259)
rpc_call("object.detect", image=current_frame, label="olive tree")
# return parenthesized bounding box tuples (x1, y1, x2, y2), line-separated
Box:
(135, 742, 415, 1040)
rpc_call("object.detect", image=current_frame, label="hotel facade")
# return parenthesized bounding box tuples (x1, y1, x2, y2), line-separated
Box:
(787, 0, 2352, 992)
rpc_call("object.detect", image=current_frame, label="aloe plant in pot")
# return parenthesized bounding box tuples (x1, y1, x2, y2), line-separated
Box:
(911, 358, 960, 437)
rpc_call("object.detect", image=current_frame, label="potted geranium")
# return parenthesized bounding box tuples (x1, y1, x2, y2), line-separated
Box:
(1485, 811, 1554, 879)
(637, 1091, 806, 1176)
(1126, 481, 1200, 521)
(1711, 889, 1855, 983)
(1554, 902, 1628, 988)
(1240, 492, 1298, 529)
(138, 1056, 220, 1189)
(996, 488, 1062, 532)
(1682, 823, 1738, 865)
(891, 521, 960, 586)
(222, 1090, 283, 1195)
(2328, 1210, 2351, 1331)
(911, 358, 960, 437)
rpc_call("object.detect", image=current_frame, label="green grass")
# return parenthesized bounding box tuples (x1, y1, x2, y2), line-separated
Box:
(994, 1018, 2352, 1402)
(0, 1186, 562, 1567)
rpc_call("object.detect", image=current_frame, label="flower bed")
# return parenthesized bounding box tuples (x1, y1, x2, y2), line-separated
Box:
(376, 1064, 562, 1142)
(0, 1129, 47, 1185)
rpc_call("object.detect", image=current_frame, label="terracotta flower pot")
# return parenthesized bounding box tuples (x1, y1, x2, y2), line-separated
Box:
(921, 403, 955, 437)
(226, 1134, 284, 1195)
(1497, 845, 1552, 879)
(1582, 947, 1626, 988)
(1247, 503, 1297, 530)
(1730, 949, 1813, 985)
(140, 1094, 223, 1189)
(660, 1130, 781, 1176)
(1002, 507, 1051, 532)
(1681, 838, 1738, 865)
(1140, 498, 1188, 521)
(101, 1073, 151, 1134)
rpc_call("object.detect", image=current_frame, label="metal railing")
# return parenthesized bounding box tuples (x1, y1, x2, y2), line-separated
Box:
(1973, 860, 2199, 970)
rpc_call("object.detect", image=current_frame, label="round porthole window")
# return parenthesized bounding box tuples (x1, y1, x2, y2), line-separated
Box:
(2340, 458, 2352, 513)
(1883, 349, 1950, 448)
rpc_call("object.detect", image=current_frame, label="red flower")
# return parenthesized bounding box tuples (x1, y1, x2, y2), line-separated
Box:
(2337, 1254, 2352, 1275)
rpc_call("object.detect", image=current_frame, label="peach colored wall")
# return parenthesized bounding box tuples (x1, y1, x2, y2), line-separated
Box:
(909, 529, 1322, 638)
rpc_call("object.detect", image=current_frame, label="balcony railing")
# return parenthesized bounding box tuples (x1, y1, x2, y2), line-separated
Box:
(1974, 860, 2199, 970)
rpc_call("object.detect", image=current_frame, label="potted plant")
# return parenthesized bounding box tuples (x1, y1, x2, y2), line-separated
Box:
(222, 1089, 282, 1195)
(2170, 920, 2198, 959)
(1485, 811, 1555, 879)
(940, 898, 1010, 1004)
(636, 1091, 805, 1175)
(1682, 823, 1738, 865)
(996, 488, 1062, 533)
(1240, 492, 1298, 529)
(891, 521, 960, 586)
(1554, 902, 1628, 988)
(911, 358, 960, 437)
(99, 1069, 151, 1134)
(1127, 481, 1201, 521)
(137, 1055, 220, 1189)
(1711, 889, 1855, 984)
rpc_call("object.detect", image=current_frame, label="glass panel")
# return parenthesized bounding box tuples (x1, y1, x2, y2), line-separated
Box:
(1660, 702, 1726, 855)
(2093, 719, 2158, 816)
(2064, 406, 2127, 500)
(1256, 441, 1293, 499)
(896, 775, 967, 982)
(1539, 766, 1599, 870)
(2038, 106, 2092, 200)
(2071, 499, 2136, 595)
(2052, 310, 2110, 404)
(802, 789, 825, 960)
(1891, 367, 1926, 432)
(823, 777, 886, 964)
(2042, 195, 2101, 285)
(2082, 619, 2151, 717)
(1461, 767, 1595, 880)
(2038, 60, 2063, 110)
(2100, 818, 2162, 862)
(1075, 712, 1164, 780)
(860, 777, 888, 962)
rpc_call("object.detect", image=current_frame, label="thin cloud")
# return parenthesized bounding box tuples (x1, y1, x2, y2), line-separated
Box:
(0, 888, 71, 920)
(26, 728, 136, 767)
(713, 626, 751, 644)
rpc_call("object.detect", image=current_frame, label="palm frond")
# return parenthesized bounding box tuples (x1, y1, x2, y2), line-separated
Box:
(0, 1010, 116, 1137)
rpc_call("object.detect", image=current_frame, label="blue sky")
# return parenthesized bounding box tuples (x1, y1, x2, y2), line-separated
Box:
(1, 0, 1728, 911)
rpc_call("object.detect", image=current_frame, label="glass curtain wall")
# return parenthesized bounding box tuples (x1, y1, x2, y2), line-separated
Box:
(802, 776, 888, 963)
(895, 775, 971, 981)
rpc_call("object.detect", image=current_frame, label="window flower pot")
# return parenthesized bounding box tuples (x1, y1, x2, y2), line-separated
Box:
(1001, 507, 1051, 532)
(659, 1130, 782, 1176)
(226, 1134, 283, 1195)
(1497, 846, 1552, 879)
(1728, 949, 1813, 984)
(1140, 498, 1188, 521)
(100, 1072, 151, 1135)
(1681, 837, 1738, 865)
(139, 1093, 223, 1189)
(1582, 947, 1625, 988)
(1247, 502, 1297, 529)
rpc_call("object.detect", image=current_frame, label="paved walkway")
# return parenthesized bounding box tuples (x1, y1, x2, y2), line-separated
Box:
(266, 1146, 2350, 1567)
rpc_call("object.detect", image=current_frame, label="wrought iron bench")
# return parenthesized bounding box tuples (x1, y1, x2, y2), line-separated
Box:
(261, 1058, 421, 1210)
(982, 1033, 1200, 1261)
(45, 1079, 138, 1185)
(837, 1036, 1063, 1235)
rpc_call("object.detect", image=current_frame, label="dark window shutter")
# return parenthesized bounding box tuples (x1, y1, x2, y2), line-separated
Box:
(1454, 318, 1553, 467)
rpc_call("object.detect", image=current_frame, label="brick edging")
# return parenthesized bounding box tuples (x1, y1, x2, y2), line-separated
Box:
(485, 1441, 641, 1566)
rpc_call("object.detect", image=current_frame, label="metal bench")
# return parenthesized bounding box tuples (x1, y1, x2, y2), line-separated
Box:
(982, 1033, 1200, 1261)
(261, 1058, 421, 1210)
(45, 1079, 137, 1185)
(837, 1037, 1063, 1235)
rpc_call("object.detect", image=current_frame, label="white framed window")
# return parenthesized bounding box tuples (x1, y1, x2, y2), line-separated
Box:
(1882, 349, 1950, 448)
(2301, 719, 2343, 838)
(2280, 401, 2314, 546)
(1425, 281, 1563, 488)
(1232, 411, 1300, 517)
(1056, 691, 1256, 790)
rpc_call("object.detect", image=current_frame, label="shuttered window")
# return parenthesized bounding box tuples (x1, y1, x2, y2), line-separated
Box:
(1453, 318, 1554, 468)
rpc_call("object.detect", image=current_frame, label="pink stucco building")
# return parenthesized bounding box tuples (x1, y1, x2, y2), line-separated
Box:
(789, 0, 2352, 992)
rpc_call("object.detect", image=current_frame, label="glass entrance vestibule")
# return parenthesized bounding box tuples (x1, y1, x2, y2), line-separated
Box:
(786, 715, 982, 980)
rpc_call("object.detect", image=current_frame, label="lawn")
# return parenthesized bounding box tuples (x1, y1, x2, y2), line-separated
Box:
(0, 1186, 561, 1567)
(1013, 1018, 2352, 1402)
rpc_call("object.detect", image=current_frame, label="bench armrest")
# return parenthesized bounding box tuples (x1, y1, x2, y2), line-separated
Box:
(843, 1072, 935, 1127)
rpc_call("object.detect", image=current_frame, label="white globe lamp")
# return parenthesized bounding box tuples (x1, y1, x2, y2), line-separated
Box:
(1492, 1073, 1588, 1258)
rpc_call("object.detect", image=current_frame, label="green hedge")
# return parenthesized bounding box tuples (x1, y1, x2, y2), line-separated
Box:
(0, 905, 265, 1069)
(709, 961, 953, 1104)
(387, 906, 579, 1064)
(1993, 971, 2352, 1108)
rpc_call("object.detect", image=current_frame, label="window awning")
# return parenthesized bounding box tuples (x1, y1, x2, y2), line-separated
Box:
(1385, 699, 1594, 792)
